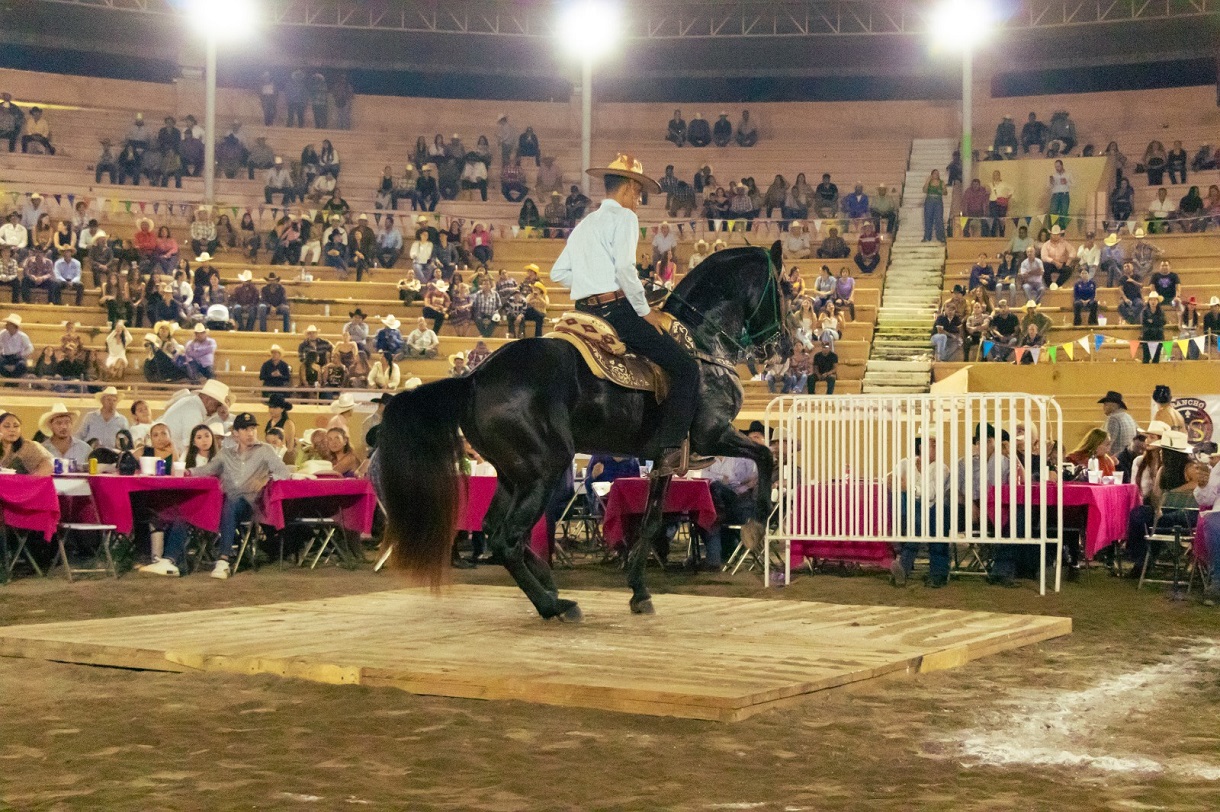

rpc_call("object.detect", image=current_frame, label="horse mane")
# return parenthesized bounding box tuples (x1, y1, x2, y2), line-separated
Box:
(665, 245, 768, 327)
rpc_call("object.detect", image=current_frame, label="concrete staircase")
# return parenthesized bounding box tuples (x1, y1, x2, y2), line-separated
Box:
(863, 137, 955, 394)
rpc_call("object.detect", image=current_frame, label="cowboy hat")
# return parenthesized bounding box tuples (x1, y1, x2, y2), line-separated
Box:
(357, 213, 368, 221)
(1147, 291, 1162, 301)
(152, 320, 178, 334)
(1134, 227, 1146, 238)
(448, 351, 466, 365)
(349, 308, 367, 319)
(585, 153, 662, 194)
(264, 272, 281, 282)
(38, 403, 78, 436)
(329, 214, 343, 224)
(195, 252, 213, 263)
(298, 428, 322, 446)
(1103, 233, 1119, 247)
(305, 324, 319, 333)
(143, 333, 160, 347)
(1151, 429, 1191, 453)
(92, 231, 108, 244)
(1050, 225, 1062, 236)
(207, 420, 229, 437)
(296, 459, 336, 478)
(267, 393, 292, 411)
(403, 377, 423, 391)
(1098, 391, 1127, 409)
(198, 379, 230, 403)
(523, 263, 540, 273)
(1210, 297, 1220, 307)
(1143, 419, 1171, 438)
(96, 386, 119, 401)
(380, 315, 401, 329)
(1023, 300, 1038, 309)
(269, 344, 283, 354)
(3, 313, 21, 327)
(329, 393, 356, 413)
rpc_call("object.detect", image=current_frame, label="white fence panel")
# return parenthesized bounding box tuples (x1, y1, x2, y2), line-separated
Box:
(763, 394, 1064, 594)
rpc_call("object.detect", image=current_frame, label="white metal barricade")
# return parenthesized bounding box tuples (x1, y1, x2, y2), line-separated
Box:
(763, 394, 1064, 594)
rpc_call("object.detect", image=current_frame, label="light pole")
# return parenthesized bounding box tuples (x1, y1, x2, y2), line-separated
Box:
(558, 0, 621, 196)
(188, 0, 259, 207)
(931, 0, 993, 193)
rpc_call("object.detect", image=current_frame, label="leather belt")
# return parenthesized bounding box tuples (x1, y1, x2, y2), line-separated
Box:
(578, 290, 626, 307)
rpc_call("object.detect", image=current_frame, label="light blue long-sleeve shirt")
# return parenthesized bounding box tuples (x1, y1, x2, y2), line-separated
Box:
(550, 198, 650, 317)
(53, 258, 81, 283)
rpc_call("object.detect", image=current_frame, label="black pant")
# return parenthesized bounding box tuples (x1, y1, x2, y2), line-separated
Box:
(988, 201, 1007, 237)
(577, 297, 698, 451)
(1073, 300, 1098, 326)
(1042, 261, 1070, 287)
(523, 306, 546, 337)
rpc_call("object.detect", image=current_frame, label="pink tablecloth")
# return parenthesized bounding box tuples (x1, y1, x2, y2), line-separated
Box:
(88, 475, 223, 534)
(0, 475, 60, 538)
(462, 476, 548, 558)
(602, 477, 717, 548)
(1011, 482, 1141, 559)
(259, 478, 377, 534)
(789, 483, 893, 565)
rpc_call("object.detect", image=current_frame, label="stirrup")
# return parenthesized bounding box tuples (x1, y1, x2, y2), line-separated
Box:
(651, 444, 688, 478)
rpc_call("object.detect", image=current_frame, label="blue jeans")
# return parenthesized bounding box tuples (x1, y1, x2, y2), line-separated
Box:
(698, 481, 755, 567)
(897, 496, 950, 581)
(258, 303, 290, 332)
(163, 519, 191, 566)
(217, 495, 255, 559)
(231, 304, 256, 331)
(923, 195, 945, 241)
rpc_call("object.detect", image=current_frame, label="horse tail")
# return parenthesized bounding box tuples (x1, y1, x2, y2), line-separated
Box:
(377, 376, 471, 589)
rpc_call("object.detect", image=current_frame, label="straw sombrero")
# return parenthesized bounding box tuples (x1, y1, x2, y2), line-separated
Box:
(585, 153, 661, 194)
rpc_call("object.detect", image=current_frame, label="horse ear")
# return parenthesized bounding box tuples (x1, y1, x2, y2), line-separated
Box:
(769, 240, 783, 276)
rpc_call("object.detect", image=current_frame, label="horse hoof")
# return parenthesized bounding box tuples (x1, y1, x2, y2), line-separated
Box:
(630, 597, 655, 615)
(557, 601, 583, 623)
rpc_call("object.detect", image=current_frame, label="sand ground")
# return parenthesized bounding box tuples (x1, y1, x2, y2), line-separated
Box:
(0, 559, 1218, 811)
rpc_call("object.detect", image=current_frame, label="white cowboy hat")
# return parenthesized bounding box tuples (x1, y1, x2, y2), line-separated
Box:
(329, 393, 357, 413)
(195, 252, 213, 263)
(96, 386, 119, 400)
(381, 315, 401, 329)
(1023, 300, 1038, 309)
(298, 428, 323, 446)
(143, 333, 160, 347)
(38, 403, 78, 436)
(296, 459, 336, 478)
(1209, 296, 1220, 307)
(199, 379, 230, 403)
(193, 323, 207, 333)
(1142, 419, 1171, 438)
(237, 270, 253, 282)
(1103, 233, 1119, 247)
(1151, 429, 1191, 452)
(305, 324, 319, 334)
(1134, 227, 1146, 238)
(448, 351, 466, 365)
(4, 313, 21, 327)
(207, 421, 228, 437)
(1049, 225, 1062, 236)
(403, 377, 423, 391)
(269, 344, 283, 354)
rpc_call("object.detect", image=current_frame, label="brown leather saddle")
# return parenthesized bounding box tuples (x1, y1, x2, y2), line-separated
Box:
(545, 310, 698, 402)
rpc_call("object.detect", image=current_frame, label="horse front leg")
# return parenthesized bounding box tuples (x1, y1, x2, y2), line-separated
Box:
(626, 474, 672, 615)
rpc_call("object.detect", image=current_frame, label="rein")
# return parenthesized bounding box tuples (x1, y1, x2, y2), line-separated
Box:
(667, 250, 785, 363)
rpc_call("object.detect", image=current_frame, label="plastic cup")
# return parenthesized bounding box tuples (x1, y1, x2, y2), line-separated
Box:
(1087, 470, 1102, 484)
(139, 456, 157, 476)
(172, 461, 186, 477)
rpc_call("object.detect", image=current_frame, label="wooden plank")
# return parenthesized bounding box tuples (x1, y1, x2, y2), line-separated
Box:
(0, 586, 1070, 721)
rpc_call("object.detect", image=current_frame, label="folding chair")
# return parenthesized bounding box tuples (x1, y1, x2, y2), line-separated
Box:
(231, 521, 262, 574)
(54, 522, 119, 581)
(3, 529, 46, 581)
(295, 516, 350, 569)
(1138, 508, 1199, 592)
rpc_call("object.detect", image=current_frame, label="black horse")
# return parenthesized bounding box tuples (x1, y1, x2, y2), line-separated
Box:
(378, 241, 787, 620)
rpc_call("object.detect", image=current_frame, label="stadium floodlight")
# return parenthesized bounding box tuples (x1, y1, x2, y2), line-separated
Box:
(187, 0, 261, 43)
(929, 0, 994, 50)
(557, 0, 622, 60)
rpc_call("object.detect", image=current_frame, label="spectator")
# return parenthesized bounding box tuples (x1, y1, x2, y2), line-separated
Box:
(1040, 225, 1073, 288)
(519, 197, 542, 231)
(1109, 176, 1134, 229)
(843, 184, 869, 223)
(854, 221, 881, 274)
(495, 114, 517, 164)
(523, 281, 549, 338)
(986, 299, 1019, 361)
(53, 247, 84, 306)
(189, 208, 218, 258)
(922, 169, 946, 242)
(993, 115, 1018, 157)
(1017, 323, 1044, 364)
(735, 110, 757, 147)
(0, 92, 22, 152)
(1073, 268, 1098, 326)
(178, 129, 203, 178)
(20, 106, 54, 155)
(1167, 140, 1188, 184)
(962, 301, 989, 361)
(92, 137, 119, 184)
(816, 226, 849, 259)
(665, 109, 686, 146)
(308, 72, 330, 128)
(814, 174, 839, 219)
(869, 184, 896, 234)
(460, 154, 489, 202)
(260, 344, 292, 393)
(1178, 186, 1205, 233)
(1046, 110, 1076, 155)
(470, 276, 503, 338)
(651, 221, 678, 265)
(404, 316, 438, 358)
(1048, 159, 1072, 230)
(297, 324, 332, 364)
(1100, 233, 1126, 287)
(409, 230, 434, 283)
(376, 216, 404, 269)
(687, 113, 711, 147)
(348, 214, 376, 281)
(331, 72, 354, 130)
(21, 247, 54, 304)
(1076, 231, 1100, 279)
(1141, 292, 1167, 363)
(762, 352, 788, 394)
(931, 302, 963, 361)
(810, 341, 838, 394)
(1149, 259, 1182, 313)
(0, 244, 18, 303)
(367, 357, 401, 389)
(1020, 112, 1046, 154)
(258, 272, 290, 333)
(1018, 246, 1045, 304)
(182, 324, 216, 381)
(318, 139, 340, 178)
(712, 113, 732, 147)
(0, 313, 32, 377)
(517, 126, 540, 166)
(21, 193, 47, 231)
(1130, 227, 1161, 280)
(1204, 296, 1220, 337)
(2, 209, 33, 252)
(468, 222, 494, 270)
(536, 156, 563, 198)
(41, 404, 91, 469)
(500, 157, 529, 202)
(1140, 140, 1168, 185)
(543, 192, 567, 234)
(222, 269, 256, 331)
(961, 178, 989, 236)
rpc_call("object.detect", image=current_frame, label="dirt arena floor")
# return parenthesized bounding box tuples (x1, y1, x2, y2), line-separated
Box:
(1, 557, 1218, 811)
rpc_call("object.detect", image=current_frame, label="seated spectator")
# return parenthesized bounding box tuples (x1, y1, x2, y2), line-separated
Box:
(348, 213, 376, 281)
(502, 285, 527, 338)
(409, 230, 434, 283)
(543, 192, 567, 234)
(1076, 231, 1100, 280)
(376, 216, 403, 269)
(501, 157, 529, 202)
(1018, 246, 1046, 304)
(968, 252, 995, 291)
(264, 156, 295, 205)
(993, 115, 1018, 157)
(1147, 187, 1175, 233)
(523, 281, 549, 338)
(404, 316, 438, 358)
(986, 299, 1019, 361)
(781, 265, 805, 299)
(1040, 225, 1073, 288)
(693, 164, 717, 196)
(0, 313, 33, 377)
(1166, 140, 1188, 184)
(190, 208, 219, 258)
(41, 404, 91, 469)
(0, 244, 18, 303)
(21, 106, 54, 155)
(1045, 110, 1076, 155)
(449, 351, 469, 378)
(931, 302, 963, 362)
(712, 112, 732, 147)
(816, 226, 849, 259)
(258, 272, 290, 333)
(183, 324, 216, 381)
(1017, 323, 1044, 364)
(1100, 232, 1126, 287)
(963, 301, 989, 361)
(323, 228, 350, 276)
(536, 156, 563, 198)
(1020, 112, 1046, 154)
(854, 222, 881, 274)
(762, 352, 788, 394)
(518, 197, 542, 231)
(810, 341, 837, 394)
(1149, 259, 1182, 311)
(1020, 300, 1052, 339)
(651, 221, 678, 264)
(517, 126, 540, 166)
(665, 109, 686, 146)
(1178, 186, 1205, 232)
(833, 267, 856, 320)
(843, 184, 870, 223)
(153, 226, 179, 274)
(1073, 268, 1098, 326)
(460, 154, 489, 201)
(259, 344, 292, 393)
(686, 113, 711, 147)
(565, 185, 591, 224)
(814, 174, 839, 218)
(735, 110, 757, 147)
(52, 247, 84, 306)
(415, 163, 439, 211)
(229, 270, 260, 331)
(468, 222, 493, 269)
(1141, 140, 1168, 185)
(466, 340, 491, 370)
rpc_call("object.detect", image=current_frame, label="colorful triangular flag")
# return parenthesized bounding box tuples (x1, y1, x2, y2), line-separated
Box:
(1129, 339, 1140, 359)
(1047, 346, 1057, 363)
(1029, 347, 1041, 364)
(1062, 341, 1074, 361)
(982, 340, 994, 358)
(1078, 336, 1091, 353)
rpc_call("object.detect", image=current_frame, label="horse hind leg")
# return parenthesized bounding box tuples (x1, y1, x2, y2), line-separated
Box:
(486, 479, 581, 622)
(625, 474, 672, 615)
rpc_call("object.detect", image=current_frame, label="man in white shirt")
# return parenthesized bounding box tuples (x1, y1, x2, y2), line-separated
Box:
(0, 312, 33, 377)
(405, 316, 439, 357)
(76, 386, 130, 448)
(650, 221, 678, 264)
(551, 155, 699, 477)
(889, 432, 951, 587)
(0, 211, 27, 253)
(159, 378, 229, 456)
(21, 193, 46, 231)
(1048, 159, 1072, 230)
(1075, 231, 1100, 277)
(1147, 187, 1176, 233)
(264, 156, 296, 205)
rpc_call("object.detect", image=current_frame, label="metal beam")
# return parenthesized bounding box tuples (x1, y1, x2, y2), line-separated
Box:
(26, 0, 1220, 37)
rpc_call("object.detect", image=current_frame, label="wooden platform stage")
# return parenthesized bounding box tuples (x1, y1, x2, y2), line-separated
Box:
(0, 586, 1070, 721)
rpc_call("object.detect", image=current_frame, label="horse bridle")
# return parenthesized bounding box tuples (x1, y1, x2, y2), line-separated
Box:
(669, 249, 788, 364)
